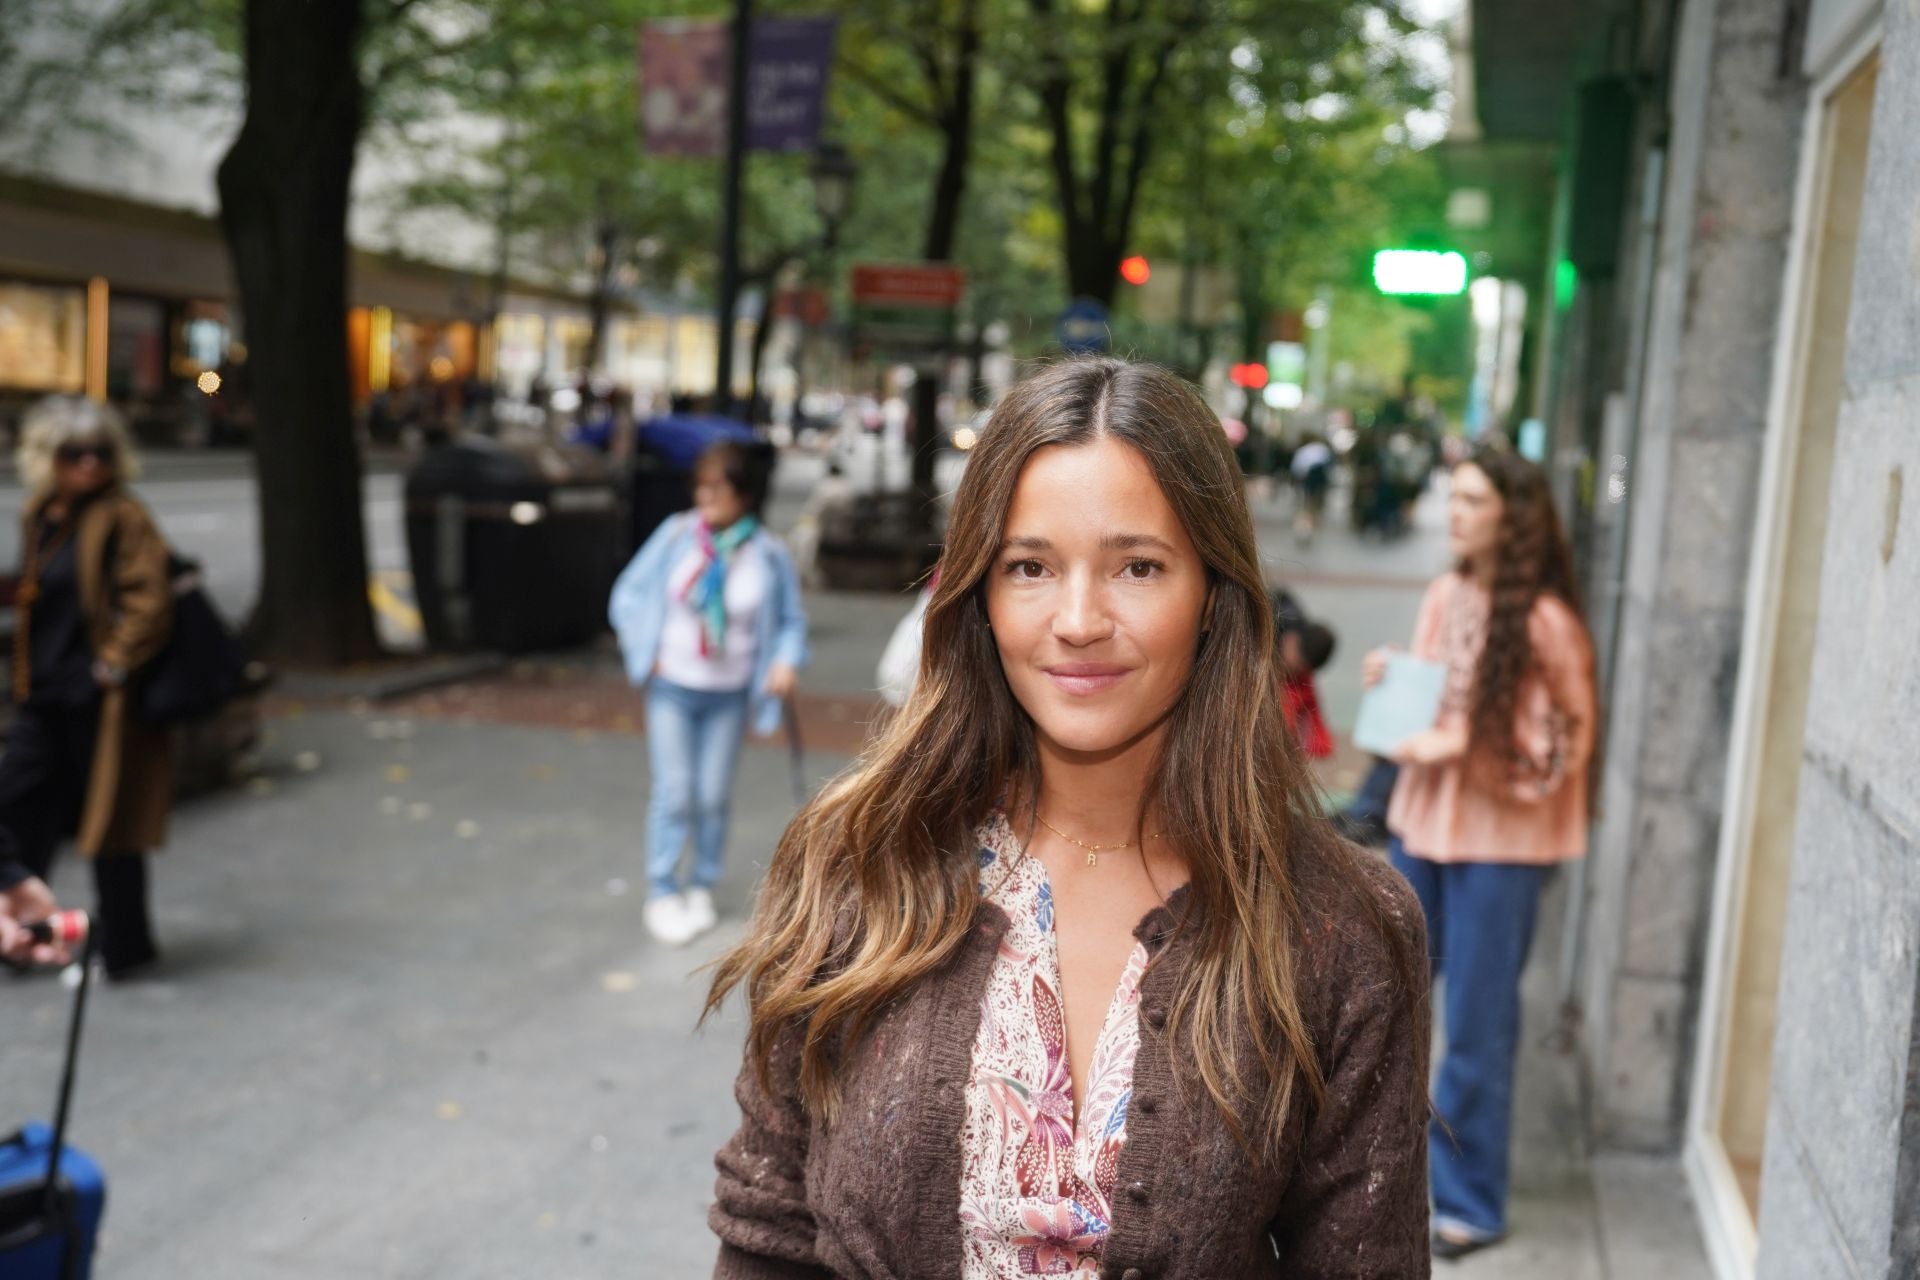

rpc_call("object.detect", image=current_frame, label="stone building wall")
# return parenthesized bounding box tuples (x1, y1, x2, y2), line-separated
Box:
(1756, 6, 1920, 1275)
(1579, 0, 1809, 1151)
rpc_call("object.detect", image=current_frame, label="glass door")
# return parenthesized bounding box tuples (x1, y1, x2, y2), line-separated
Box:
(1690, 49, 1878, 1273)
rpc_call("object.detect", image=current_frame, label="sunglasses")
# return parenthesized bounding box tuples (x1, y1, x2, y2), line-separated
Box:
(54, 443, 114, 466)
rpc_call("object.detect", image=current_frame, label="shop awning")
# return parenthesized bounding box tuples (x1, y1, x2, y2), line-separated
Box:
(1470, 0, 1627, 141)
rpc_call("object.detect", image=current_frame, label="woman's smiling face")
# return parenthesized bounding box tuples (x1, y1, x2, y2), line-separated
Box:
(984, 435, 1211, 759)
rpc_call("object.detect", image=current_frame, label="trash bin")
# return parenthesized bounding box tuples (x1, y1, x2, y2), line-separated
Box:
(405, 438, 624, 654)
(626, 413, 771, 553)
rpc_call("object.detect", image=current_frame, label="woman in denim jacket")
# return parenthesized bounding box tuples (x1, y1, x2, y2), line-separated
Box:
(609, 443, 809, 946)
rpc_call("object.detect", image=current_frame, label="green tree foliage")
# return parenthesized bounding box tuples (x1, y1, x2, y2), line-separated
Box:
(994, 0, 1455, 403)
(0, 0, 238, 163)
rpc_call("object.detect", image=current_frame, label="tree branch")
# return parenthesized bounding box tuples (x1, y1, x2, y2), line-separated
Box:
(742, 245, 809, 285)
(1088, 0, 1137, 234)
(375, 0, 433, 30)
(1025, 0, 1083, 237)
(910, 0, 951, 114)
(365, 24, 493, 102)
(839, 53, 942, 127)
(1113, 4, 1192, 251)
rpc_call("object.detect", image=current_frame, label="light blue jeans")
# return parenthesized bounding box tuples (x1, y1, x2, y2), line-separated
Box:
(645, 679, 750, 899)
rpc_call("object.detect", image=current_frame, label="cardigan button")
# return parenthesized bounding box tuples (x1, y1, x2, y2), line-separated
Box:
(1136, 1095, 1157, 1115)
(1144, 1006, 1167, 1030)
(1122, 1270, 1146, 1280)
(1127, 1181, 1149, 1203)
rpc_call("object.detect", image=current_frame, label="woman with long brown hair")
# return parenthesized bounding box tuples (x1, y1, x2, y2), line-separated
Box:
(705, 358, 1431, 1279)
(1365, 446, 1596, 1259)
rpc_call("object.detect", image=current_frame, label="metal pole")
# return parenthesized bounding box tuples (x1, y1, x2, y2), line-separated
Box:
(713, 0, 752, 410)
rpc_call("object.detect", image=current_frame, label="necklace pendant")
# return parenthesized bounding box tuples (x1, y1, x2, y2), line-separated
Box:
(1086, 850, 1098, 867)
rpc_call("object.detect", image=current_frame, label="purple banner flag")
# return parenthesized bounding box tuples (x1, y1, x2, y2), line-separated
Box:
(745, 16, 838, 152)
(640, 16, 838, 157)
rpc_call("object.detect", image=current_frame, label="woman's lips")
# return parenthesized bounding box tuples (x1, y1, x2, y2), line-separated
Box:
(1043, 663, 1132, 695)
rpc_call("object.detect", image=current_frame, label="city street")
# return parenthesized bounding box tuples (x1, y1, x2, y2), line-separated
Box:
(0, 473, 1709, 1278)
(5, 0, 1918, 1269)
(0, 447, 844, 652)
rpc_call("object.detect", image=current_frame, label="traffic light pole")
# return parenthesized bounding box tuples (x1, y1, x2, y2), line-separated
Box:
(713, 0, 752, 411)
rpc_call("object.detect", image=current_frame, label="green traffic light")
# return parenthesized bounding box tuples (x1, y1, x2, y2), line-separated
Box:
(1372, 249, 1469, 297)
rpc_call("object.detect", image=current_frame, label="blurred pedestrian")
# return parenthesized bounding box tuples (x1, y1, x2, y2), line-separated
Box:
(1289, 434, 1334, 546)
(1270, 588, 1336, 760)
(874, 571, 935, 709)
(1362, 446, 1596, 1259)
(704, 358, 1431, 1278)
(1332, 755, 1399, 848)
(608, 442, 809, 947)
(4, 397, 173, 980)
(784, 458, 851, 590)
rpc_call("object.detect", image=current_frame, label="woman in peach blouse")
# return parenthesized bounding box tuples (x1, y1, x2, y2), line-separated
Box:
(1363, 447, 1596, 1260)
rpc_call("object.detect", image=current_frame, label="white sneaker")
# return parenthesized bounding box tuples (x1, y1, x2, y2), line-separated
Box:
(683, 887, 718, 936)
(644, 893, 697, 946)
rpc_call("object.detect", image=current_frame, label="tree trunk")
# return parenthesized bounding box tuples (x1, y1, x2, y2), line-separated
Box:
(585, 218, 618, 380)
(747, 289, 777, 425)
(1033, 0, 1181, 312)
(967, 302, 989, 409)
(1066, 238, 1121, 309)
(483, 59, 521, 433)
(1237, 255, 1270, 469)
(908, 0, 979, 513)
(216, 0, 380, 667)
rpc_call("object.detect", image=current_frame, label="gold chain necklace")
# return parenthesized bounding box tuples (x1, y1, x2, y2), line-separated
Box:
(1035, 813, 1162, 867)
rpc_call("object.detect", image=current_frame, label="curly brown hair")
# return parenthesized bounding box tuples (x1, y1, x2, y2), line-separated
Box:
(1461, 448, 1584, 775)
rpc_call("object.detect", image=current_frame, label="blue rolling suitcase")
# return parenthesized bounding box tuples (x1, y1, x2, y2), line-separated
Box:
(0, 922, 106, 1279)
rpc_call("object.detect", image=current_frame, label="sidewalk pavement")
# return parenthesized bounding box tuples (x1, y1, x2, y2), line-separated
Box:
(0, 472, 1712, 1278)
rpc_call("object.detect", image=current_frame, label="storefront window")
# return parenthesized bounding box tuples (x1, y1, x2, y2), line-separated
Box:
(0, 281, 86, 393)
(494, 313, 545, 397)
(173, 301, 236, 378)
(553, 317, 594, 378)
(388, 316, 478, 390)
(610, 316, 673, 392)
(1697, 53, 1878, 1251)
(107, 295, 167, 401)
(673, 316, 717, 393)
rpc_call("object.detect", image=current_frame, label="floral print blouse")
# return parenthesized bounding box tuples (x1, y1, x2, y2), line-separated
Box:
(958, 813, 1152, 1277)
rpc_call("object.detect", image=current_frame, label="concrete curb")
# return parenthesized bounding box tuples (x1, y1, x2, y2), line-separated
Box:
(270, 652, 509, 704)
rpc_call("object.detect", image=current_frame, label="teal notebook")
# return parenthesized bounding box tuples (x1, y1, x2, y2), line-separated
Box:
(1352, 655, 1447, 757)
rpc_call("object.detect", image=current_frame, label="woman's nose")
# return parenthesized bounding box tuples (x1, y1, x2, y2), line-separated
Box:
(1052, 574, 1113, 645)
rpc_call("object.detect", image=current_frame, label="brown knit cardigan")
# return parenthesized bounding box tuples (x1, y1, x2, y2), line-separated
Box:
(710, 843, 1433, 1279)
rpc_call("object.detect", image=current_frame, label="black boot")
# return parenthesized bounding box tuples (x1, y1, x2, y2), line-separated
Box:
(92, 852, 160, 978)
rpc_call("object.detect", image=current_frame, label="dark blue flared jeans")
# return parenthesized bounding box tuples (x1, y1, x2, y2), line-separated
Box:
(1389, 837, 1551, 1241)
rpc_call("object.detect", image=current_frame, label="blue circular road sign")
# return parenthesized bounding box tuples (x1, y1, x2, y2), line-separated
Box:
(1057, 298, 1111, 353)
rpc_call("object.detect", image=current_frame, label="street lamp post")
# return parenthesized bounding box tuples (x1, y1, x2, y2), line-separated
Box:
(810, 141, 856, 252)
(713, 0, 752, 412)
(790, 142, 857, 428)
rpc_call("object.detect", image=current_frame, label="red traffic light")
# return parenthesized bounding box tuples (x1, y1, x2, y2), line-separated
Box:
(1229, 362, 1268, 389)
(1120, 255, 1151, 286)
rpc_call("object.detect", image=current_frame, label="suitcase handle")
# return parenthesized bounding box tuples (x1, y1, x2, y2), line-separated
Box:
(44, 918, 95, 1219)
